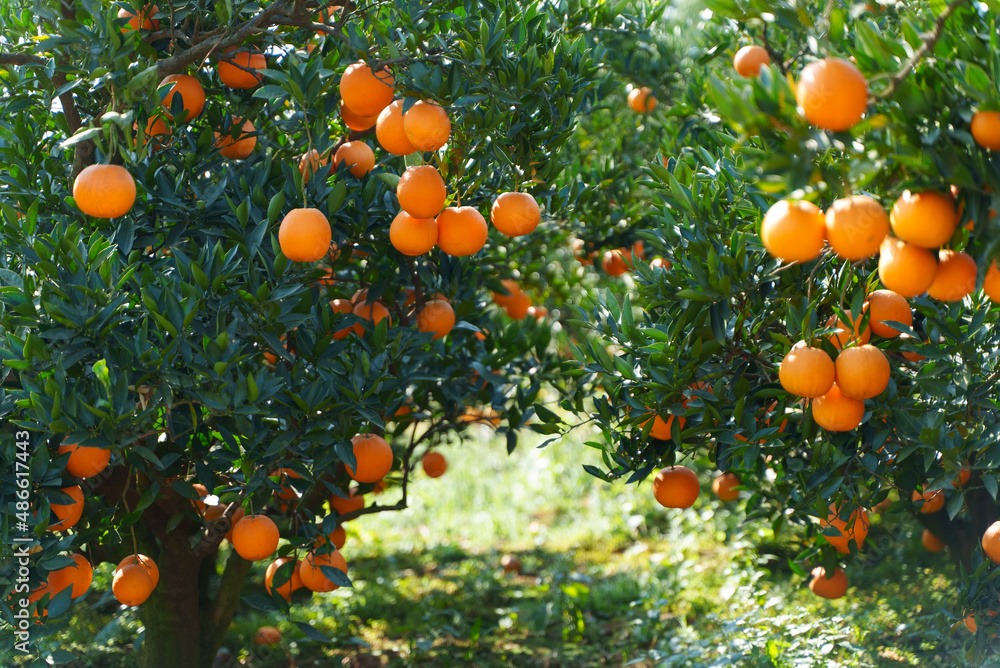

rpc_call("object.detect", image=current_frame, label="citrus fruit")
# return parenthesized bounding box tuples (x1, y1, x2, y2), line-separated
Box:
(72, 164, 136, 218)
(760, 200, 826, 262)
(796, 58, 867, 131)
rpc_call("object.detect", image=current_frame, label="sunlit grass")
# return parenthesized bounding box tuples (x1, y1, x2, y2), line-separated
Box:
(32, 424, 995, 666)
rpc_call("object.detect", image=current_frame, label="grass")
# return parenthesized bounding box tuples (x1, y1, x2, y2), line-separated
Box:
(23, 425, 1000, 666)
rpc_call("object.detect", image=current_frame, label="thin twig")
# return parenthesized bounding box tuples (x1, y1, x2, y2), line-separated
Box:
(876, 0, 968, 99)
(760, 24, 786, 75)
(155, 0, 293, 76)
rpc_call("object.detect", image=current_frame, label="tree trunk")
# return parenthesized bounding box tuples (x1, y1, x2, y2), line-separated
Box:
(138, 537, 207, 668)
(201, 551, 253, 662)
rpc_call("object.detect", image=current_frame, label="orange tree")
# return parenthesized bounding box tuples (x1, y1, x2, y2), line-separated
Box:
(547, 0, 1000, 648)
(0, 0, 638, 665)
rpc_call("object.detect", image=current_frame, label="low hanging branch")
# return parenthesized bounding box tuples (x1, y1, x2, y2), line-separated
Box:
(876, 0, 968, 99)
(155, 0, 294, 75)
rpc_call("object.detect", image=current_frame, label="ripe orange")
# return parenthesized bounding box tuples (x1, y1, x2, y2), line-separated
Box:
(492, 279, 532, 319)
(346, 433, 393, 483)
(820, 504, 869, 554)
(255, 626, 282, 646)
(826, 310, 870, 350)
(73, 164, 136, 218)
(265, 557, 302, 600)
(351, 299, 390, 335)
(760, 200, 826, 262)
(141, 114, 169, 149)
(403, 100, 451, 152)
(299, 550, 349, 592)
(971, 110, 1000, 150)
(964, 613, 981, 634)
(602, 248, 630, 276)
(48, 485, 84, 531)
(397, 165, 447, 218)
(926, 249, 976, 302)
(330, 298, 353, 340)
(417, 299, 456, 339)
(231, 514, 280, 561)
(298, 149, 329, 183)
(113, 563, 155, 606)
(118, 4, 158, 30)
(711, 473, 741, 501)
(953, 467, 972, 487)
(218, 50, 266, 89)
(117, 554, 160, 588)
(389, 211, 437, 256)
(899, 333, 927, 363)
(809, 566, 848, 599)
(778, 342, 835, 398)
(877, 237, 937, 297)
(214, 118, 256, 160)
(911, 488, 944, 514)
(627, 86, 656, 113)
(982, 521, 1000, 564)
(865, 289, 910, 338)
(652, 466, 700, 509)
(572, 238, 594, 265)
(437, 206, 488, 256)
(422, 451, 448, 478)
(824, 195, 889, 260)
(491, 192, 541, 237)
(984, 261, 1000, 303)
(812, 383, 864, 432)
(48, 553, 93, 598)
(333, 141, 375, 177)
(329, 487, 365, 515)
(890, 190, 958, 249)
(922, 529, 945, 553)
(224, 507, 246, 542)
(376, 100, 417, 155)
(340, 103, 378, 132)
(57, 442, 111, 478)
(834, 344, 889, 400)
(733, 45, 770, 77)
(643, 412, 685, 440)
(158, 74, 205, 122)
(316, 524, 347, 550)
(278, 208, 332, 262)
(270, 468, 302, 503)
(650, 257, 671, 270)
(339, 61, 394, 117)
(315, 3, 342, 24)
(796, 58, 867, 131)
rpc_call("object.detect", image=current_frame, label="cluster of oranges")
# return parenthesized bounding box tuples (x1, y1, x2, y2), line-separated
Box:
(738, 46, 1000, 303)
(71, 26, 550, 340)
(651, 466, 743, 509)
(272, 60, 545, 333)
(223, 432, 448, 603)
(761, 190, 996, 304)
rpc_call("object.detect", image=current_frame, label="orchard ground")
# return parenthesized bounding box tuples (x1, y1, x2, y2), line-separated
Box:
(25, 424, 985, 667)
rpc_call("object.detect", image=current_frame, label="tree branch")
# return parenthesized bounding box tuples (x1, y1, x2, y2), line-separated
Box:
(0, 53, 47, 66)
(155, 0, 293, 76)
(203, 549, 252, 660)
(876, 0, 968, 99)
(760, 24, 786, 75)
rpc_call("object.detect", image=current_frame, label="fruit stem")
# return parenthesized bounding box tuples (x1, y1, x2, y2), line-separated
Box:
(301, 100, 314, 209)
